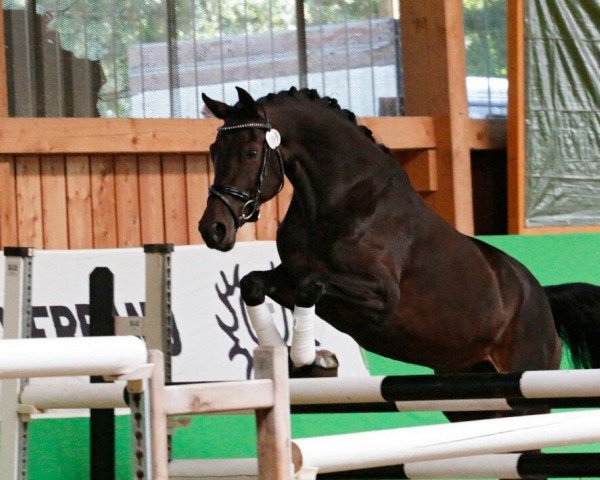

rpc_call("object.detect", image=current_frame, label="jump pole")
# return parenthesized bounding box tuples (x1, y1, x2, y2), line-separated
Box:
(318, 453, 600, 479)
(291, 409, 600, 476)
(290, 370, 600, 403)
(22, 376, 600, 413)
(167, 452, 600, 479)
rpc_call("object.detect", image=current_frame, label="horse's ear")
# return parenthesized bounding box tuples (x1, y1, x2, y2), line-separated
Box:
(202, 93, 230, 120)
(235, 87, 259, 116)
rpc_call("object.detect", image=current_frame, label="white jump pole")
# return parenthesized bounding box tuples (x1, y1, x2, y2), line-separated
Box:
(20, 382, 128, 410)
(0, 336, 148, 379)
(291, 409, 600, 476)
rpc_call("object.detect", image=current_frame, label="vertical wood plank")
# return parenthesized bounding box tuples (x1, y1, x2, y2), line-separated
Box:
(114, 155, 141, 247)
(184, 154, 210, 245)
(90, 155, 118, 248)
(162, 154, 189, 245)
(507, 0, 526, 233)
(148, 350, 169, 480)
(66, 155, 93, 249)
(15, 156, 43, 248)
(254, 346, 292, 480)
(237, 221, 258, 242)
(0, 155, 18, 248)
(139, 154, 165, 245)
(40, 155, 68, 249)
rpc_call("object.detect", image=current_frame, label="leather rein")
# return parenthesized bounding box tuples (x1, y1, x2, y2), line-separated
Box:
(208, 121, 285, 229)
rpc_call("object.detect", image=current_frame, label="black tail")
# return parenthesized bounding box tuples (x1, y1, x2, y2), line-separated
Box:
(544, 283, 600, 369)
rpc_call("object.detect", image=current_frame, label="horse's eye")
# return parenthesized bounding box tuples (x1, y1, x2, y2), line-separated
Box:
(245, 149, 258, 159)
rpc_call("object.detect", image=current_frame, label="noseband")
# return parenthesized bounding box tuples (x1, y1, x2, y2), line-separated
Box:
(208, 121, 285, 230)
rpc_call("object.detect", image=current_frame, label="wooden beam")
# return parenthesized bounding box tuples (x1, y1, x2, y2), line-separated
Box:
(0, 116, 505, 155)
(507, 0, 526, 233)
(164, 380, 274, 415)
(400, 0, 474, 235)
(358, 117, 436, 149)
(254, 346, 292, 480)
(0, 117, 438, 154)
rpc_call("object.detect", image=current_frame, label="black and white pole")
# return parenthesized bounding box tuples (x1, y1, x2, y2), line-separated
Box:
(317, 453, 600, 479)
(0, 247, 34, 480)
(289, 370, 600, 411)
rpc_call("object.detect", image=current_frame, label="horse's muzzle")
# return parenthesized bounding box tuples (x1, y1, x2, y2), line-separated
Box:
(198, 219, 235, 252)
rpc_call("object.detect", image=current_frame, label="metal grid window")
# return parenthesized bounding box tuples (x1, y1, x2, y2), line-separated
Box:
(3, 0, 506, 119)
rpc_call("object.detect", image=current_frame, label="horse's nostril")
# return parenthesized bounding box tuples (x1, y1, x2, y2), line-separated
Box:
(212, 222, 227, 244)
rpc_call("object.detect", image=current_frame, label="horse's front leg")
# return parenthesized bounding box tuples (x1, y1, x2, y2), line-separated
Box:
(240, 265, 296, 348)
(288, 274, 338, 377)
(242, 269, 338, 376)
(288, 273, 325, 366)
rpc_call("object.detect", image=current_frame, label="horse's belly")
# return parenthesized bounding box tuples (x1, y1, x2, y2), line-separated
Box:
(316, 301, 495, 371)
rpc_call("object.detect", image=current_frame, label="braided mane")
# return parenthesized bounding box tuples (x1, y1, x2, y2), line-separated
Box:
(258, 87, 391, 155)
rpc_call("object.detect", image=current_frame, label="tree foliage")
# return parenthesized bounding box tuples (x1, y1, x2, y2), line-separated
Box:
(463, 0, 507, 77)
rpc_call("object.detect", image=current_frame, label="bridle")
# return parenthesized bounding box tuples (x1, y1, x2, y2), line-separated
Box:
(208, 120, 285, 230)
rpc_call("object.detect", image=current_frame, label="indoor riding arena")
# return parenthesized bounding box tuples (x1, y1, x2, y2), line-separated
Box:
(0, 1, 599, 479)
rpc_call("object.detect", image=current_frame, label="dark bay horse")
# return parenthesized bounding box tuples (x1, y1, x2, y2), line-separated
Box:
(199, 87, 600, 413)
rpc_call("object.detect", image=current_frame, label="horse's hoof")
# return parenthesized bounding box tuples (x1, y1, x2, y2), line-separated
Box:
(289, 349, 339, 378)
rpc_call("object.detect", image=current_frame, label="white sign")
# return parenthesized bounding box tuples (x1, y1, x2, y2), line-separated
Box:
(0, 242, 368, 384)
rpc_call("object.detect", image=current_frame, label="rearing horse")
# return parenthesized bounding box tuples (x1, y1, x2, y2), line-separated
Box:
(199, 87, 600, 415)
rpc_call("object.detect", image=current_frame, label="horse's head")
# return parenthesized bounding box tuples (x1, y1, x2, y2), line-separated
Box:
(199, 87, 284, 251)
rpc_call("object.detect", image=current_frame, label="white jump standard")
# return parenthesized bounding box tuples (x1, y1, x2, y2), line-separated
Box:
(1, 245, 294, 480)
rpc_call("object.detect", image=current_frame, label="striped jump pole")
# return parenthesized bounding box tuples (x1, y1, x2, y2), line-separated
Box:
(168, 453, 600, 479)
(318, 453, 600, 479)
(291, 409, 600, 477)
(289, 369, 600, 412)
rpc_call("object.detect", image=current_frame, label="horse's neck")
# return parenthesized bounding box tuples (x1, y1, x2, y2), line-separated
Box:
(269, 103, 409, 219)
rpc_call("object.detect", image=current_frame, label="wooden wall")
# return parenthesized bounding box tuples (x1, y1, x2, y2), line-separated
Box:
(0, 117, 503, 250)
(0, 152, 291, 249)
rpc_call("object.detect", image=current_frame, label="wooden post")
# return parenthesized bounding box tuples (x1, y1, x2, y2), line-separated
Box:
(254, 346, 292, 480)
(400, 0, 474, 234)
(149, 350, 170, 480)
(506, 0, 526, 233)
